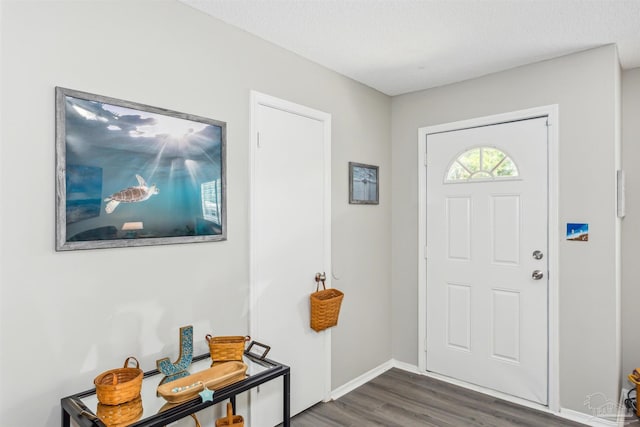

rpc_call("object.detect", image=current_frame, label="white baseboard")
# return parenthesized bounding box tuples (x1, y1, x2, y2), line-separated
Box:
(329, 360, 394, 400)
(334, 359, 632, 427)
(560, 408, 625, 427)
(390, 359, 421, 374)
(559, 388, 640, 426)
(615, 388, 639, 426)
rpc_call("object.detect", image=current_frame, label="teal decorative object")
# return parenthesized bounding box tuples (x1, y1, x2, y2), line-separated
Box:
(156, 325, 194, 386)
(198, 387, 215, 402)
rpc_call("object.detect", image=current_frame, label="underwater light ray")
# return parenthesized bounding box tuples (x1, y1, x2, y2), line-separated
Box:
(189, 144, 219, 166)
(145, 140, 169, 182)
(168, 159, 175, 186)
(184, 159, 199, 187)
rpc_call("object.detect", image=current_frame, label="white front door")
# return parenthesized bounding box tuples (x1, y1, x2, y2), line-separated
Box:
(250, 92, 331, 426)
(426, 117, 548, 404)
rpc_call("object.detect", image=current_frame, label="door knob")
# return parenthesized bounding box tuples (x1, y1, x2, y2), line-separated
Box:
(532, 250, 544, 260)
(532, 270, 544, 280)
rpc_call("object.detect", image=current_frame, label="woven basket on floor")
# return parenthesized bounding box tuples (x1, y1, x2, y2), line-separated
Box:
(215, 402, 244, 427)
(205, 334, 250, 365)
(94, 357, 143, 405)
(310, 280, 344, 332)
(628, 369, 640, 416)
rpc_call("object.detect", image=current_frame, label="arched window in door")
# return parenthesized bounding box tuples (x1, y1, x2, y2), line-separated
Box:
(445, 146, 519, 183)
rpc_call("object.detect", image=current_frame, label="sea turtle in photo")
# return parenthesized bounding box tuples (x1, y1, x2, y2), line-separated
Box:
(104, 174, 159, 214)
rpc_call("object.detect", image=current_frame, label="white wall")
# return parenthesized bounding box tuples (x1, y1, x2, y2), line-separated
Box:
(391, 45, 621, 414)
(622, 67, 640, 382)
(0, 2, 391, 426)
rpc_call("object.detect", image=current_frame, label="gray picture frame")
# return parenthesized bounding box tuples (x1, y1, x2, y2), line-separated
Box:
(349, 162, 379, 205)
(55, 87, 227, 251)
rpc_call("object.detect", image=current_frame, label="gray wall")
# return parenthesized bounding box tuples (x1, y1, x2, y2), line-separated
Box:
(622, 67, 640, 383)
(391, 45, 621, 413)
(0, 2, 391, 426)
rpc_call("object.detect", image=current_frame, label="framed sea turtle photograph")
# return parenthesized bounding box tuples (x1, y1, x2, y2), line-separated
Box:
(55, 87, 226, 250)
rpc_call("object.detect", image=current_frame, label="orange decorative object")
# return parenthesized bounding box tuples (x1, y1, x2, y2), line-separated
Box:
(628, 369, 640, 416)
(156, 361, 247, 404)
(94, 357, 143, 406)
(216, 402, 244, 427)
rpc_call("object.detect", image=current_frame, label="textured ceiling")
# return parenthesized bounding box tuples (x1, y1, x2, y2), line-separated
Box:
(180, 0, 640, 96)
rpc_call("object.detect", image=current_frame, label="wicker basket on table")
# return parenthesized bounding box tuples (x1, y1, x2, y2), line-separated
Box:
(205, 334, 250, 366)
(94, 357, 143, 405)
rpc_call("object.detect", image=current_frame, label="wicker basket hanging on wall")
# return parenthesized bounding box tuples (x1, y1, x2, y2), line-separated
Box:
(310, 273, 344, 332)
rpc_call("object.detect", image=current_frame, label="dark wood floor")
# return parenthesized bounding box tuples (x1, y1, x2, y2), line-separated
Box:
(287, 368, 587, 426)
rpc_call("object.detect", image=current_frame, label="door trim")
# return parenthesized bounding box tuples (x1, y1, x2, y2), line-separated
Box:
(417, 105, 559, 412)
(249, 90, 332, 401)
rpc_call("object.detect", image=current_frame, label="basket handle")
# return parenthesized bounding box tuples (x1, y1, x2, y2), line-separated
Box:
(123, 356, 139, 369)
(191, 414, 201, 427)
(226, 402, 234, 421)
(206, 334, 250, 342)
(315, 272, 327, 292)
(629, 369, 640, 385)
(109, 372, 118, 386)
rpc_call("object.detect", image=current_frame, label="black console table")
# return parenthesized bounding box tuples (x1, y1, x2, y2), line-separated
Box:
(61, 352, 290, 427)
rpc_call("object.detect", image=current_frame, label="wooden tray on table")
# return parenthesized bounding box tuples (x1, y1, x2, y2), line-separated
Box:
(157, 361, 247, 404)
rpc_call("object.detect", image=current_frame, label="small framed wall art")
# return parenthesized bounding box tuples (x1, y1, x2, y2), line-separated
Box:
(55, 87, 226, 250)
(566, 223, 589, 241)
(349, 162, 379, 205)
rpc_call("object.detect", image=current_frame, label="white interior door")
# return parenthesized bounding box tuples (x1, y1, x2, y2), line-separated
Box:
(426, 117, 548, 404)
(250, 92, 331, 427)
